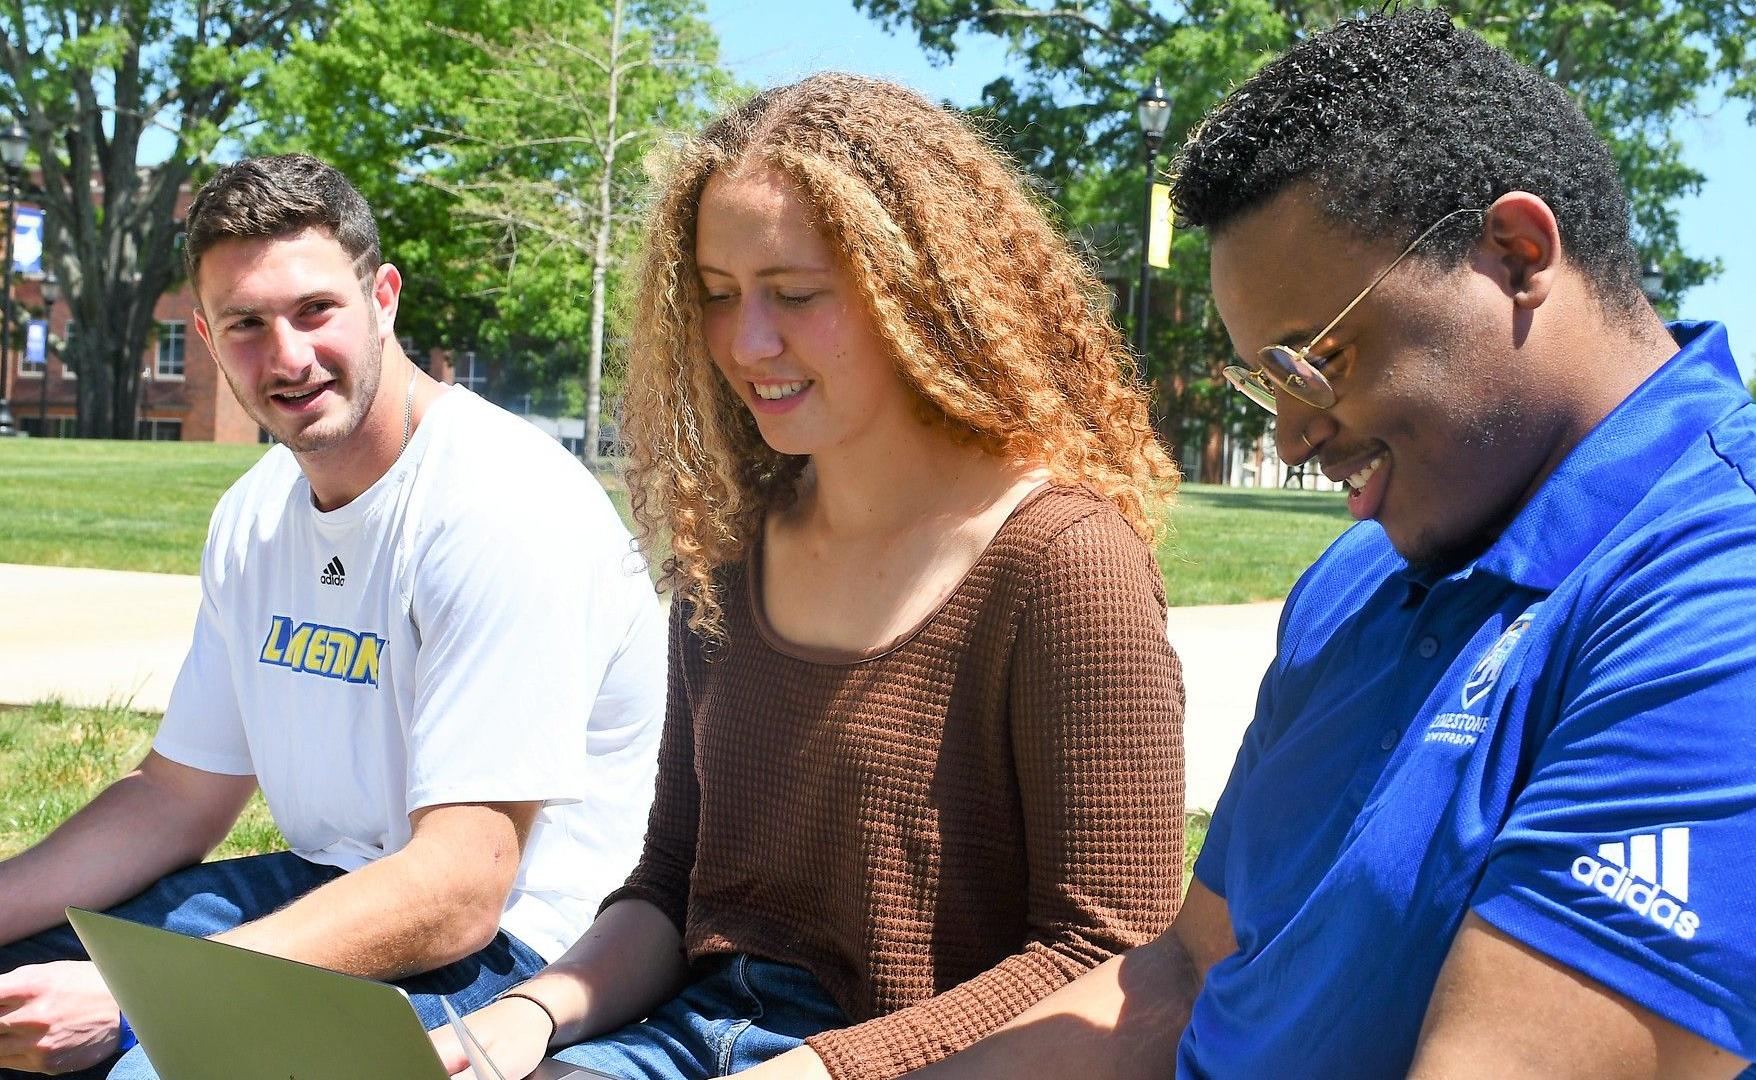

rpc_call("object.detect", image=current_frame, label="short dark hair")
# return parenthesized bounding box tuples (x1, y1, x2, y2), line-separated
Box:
(1170, 7, 1641, 309)
(183, 154, 380, 293)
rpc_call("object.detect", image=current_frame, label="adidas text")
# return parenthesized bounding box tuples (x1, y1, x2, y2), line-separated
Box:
(319, 557, 346, 587)
(1570, 856, 1699, 940)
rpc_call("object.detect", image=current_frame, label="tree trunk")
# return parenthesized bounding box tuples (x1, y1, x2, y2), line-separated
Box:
(1200, 421, 1226, 485)
(3, 2, 319, 439)
(583, 0, 625, 468)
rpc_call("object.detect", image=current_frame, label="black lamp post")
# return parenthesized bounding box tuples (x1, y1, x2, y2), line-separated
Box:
(1134, 77, 1172, 362)
(0, 122, 27, 436)
(38, 271, 58, 432)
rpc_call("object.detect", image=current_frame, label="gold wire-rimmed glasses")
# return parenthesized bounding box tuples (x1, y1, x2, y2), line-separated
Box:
(1223, 207, 1487, 414)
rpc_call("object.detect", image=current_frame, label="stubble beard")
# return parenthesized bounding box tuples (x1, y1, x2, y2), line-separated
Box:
(239, 327, 385, 455)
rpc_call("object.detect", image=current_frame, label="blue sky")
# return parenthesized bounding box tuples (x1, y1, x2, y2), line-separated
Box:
(705, 0, 1755, 379)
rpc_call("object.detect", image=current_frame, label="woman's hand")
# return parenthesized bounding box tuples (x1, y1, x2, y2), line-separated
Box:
(735, 1044, 833, 1079)
(433, 995, 556, 1080)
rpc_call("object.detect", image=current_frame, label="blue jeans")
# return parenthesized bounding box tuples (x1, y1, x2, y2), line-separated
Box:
(0, 851, 545, 1080)
(552, 954, 848, 1079)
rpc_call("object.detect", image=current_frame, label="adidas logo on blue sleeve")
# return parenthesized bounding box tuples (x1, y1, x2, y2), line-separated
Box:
(1569, 828, 1699, 940)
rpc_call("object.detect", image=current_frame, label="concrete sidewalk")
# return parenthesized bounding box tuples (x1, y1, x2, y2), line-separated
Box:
(0, 562, 1277, 811)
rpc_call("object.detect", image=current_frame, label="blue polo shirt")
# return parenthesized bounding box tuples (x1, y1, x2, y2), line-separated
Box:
(1183, 322, 1756, 1078)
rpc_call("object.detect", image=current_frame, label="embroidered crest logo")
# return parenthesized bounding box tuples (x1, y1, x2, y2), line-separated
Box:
(1460, 609, 1535, 710)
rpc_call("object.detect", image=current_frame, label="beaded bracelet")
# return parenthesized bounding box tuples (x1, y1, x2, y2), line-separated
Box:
(495, 990, 559, 1045)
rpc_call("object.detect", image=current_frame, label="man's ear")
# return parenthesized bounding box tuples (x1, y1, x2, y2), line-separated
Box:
(371, 262, 403, 337)
(1481, 192, 1561, 310)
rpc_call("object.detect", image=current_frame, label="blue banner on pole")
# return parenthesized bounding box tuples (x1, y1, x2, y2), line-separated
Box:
(13, 206, 44, 274)
(25, 319, 47, 369)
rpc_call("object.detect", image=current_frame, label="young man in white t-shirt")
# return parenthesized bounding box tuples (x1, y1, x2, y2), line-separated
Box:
(0, 155, 666, 1080)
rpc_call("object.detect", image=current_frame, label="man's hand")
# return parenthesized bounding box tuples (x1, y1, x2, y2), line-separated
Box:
(0, 961, 121, 1075)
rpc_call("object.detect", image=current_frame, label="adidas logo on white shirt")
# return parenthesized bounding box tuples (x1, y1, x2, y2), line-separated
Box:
(319, 556, 346, 588)
(1569, 827, 1699, 940)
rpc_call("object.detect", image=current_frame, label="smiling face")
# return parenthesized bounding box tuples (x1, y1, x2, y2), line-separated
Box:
(693, 167, 917, 460)
(193, 227, 391, 455)
(1210, 192, 1568, 568)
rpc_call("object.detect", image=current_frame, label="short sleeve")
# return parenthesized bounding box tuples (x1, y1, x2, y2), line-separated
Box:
(1192, 561, 1322, 899)
(1471, 522, 1756, 1059)
(402, 481, 642, 812)
(1191, 662, 1276, 900)
(154, 546, 253, 776)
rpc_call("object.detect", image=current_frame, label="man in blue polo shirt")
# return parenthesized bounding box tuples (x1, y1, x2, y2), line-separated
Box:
(910, 10, 1754, 1079)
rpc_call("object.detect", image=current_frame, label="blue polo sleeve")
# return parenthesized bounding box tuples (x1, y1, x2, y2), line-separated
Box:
(1191, 662, 1275, 900)
(1192, 528, 1374, 899)
(1470, 513, 1756, 1062)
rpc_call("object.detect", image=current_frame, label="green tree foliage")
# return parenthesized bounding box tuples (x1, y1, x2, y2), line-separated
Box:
(0, 2, 328, 437)
(850, 0, 1756, 480)
(254, 0, 730, 438)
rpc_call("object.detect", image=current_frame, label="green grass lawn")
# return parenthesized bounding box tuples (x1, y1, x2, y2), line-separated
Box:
(0, 439, 271, 575)
(1159, 485, 1353, 606)
(0, 438, 1353, 602)
(0, 700, 281, 860)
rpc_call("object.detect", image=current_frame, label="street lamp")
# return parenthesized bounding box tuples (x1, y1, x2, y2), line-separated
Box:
(38, 271, 58, 432)
(0, 121, 27, 436)
(1640, 260, 1664, 305)
(1135, 77, 1172, 362)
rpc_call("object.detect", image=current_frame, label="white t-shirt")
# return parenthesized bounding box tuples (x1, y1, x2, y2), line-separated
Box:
(155, 388, 664, 961)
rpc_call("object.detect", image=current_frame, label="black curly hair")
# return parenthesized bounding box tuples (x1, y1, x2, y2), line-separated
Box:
(1170, 6, 1641, 310)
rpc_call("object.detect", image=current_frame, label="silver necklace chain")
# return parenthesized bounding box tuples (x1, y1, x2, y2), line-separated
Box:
(399, 369, 416, 456)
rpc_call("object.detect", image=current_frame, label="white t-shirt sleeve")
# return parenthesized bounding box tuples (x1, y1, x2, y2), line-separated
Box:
(402, 482, 619, 813)
(154, 550, 255, 776)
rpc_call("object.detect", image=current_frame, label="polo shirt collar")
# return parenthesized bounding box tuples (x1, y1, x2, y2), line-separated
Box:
(1456, 321, 1740, 592)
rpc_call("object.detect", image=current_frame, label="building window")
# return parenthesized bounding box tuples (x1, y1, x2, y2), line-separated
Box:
(156, 321, 186, 379)
(454, 350, 488, 395)
(19, 347, 44, 377)
(19, 416, 76, 438)
(136, 418, 183, 441)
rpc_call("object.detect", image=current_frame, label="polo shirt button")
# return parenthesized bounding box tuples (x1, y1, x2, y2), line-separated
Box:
(1416, 635, 1440, 658)
(1380, 729, 1399, 751)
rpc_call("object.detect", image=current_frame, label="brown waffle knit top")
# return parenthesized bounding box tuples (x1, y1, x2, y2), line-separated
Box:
(601, 485, 1184, 1080)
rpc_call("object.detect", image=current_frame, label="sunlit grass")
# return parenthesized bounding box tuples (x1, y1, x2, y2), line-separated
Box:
(1, 440, 1348, 604)
(0, 700, 282, 860)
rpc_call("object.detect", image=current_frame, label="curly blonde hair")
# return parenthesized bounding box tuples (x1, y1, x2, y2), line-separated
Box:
(623, 72, 1178, 639)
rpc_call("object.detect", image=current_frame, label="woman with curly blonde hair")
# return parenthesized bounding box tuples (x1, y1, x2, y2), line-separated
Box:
(437, 73, 1184, 1080)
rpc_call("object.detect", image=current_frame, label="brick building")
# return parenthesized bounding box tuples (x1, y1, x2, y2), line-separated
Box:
(7, 270, 265, 442)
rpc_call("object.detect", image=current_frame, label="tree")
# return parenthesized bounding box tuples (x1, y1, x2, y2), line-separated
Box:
(425, 0, 730, 464)
(251, 1, 535, 369)
(253, 0, 730, 461)
(0, 2, 327, 437)
(850, 0, 1756, 481)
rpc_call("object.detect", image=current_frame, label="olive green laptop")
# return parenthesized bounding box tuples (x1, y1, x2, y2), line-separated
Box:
(67, 908, 612, 1080)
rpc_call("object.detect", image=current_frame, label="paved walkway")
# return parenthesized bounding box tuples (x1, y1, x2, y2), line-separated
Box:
(0, 562, 1278, 811)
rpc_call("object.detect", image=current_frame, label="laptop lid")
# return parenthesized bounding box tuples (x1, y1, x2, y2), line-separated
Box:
(69, 907, 452, 1080)
(68, 909, 619, 1080)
